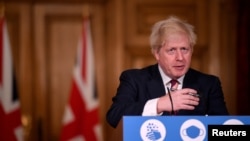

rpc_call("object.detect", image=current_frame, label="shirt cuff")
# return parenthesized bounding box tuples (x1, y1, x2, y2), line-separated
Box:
(142, 98, 162, 116)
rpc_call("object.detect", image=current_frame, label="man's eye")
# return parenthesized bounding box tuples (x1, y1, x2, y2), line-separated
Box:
(169, 48, 176, 52)
(181, 48, 190, 53)
(166, 48, 176, 55)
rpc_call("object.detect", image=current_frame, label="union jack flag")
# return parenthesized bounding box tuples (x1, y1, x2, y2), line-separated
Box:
(60, 17, 102, 141)
(0, 18, 23, 141)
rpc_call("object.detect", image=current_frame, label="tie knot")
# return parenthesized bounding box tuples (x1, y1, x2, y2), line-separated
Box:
(170, 79, 178, 91)
(170, 79, 178, 85)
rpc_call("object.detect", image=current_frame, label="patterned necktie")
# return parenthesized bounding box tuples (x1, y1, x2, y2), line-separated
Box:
(169, 79, 179, 115)
(170, 79, 178, 91)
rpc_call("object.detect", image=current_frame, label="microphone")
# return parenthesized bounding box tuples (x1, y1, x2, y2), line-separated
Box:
(167, 87, 175, 115)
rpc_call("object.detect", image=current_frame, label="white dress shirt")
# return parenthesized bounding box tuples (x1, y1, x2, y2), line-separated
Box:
(142, 65, 184, 116)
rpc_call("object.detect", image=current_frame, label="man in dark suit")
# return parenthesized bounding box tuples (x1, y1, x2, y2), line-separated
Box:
(106, 16, 229, 128)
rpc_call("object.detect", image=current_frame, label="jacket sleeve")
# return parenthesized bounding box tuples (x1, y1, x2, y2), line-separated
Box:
(106, 70, 147, 128)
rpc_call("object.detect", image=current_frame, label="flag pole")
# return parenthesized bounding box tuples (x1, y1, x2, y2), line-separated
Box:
(82, 4, 90, 19)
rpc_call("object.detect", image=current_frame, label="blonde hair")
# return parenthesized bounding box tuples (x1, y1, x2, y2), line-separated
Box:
(149, 16, 197, 53)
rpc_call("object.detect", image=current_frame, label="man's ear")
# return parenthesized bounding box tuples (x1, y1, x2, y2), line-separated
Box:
(153, 49, 160, 61)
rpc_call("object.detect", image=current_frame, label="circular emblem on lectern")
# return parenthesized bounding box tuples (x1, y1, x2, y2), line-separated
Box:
(140, 119, 166, 141)
(180, 119, 206, 141)
(223, 119, 244, 125)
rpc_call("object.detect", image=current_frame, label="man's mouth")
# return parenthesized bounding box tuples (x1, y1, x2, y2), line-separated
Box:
(174, 65, 185, 70)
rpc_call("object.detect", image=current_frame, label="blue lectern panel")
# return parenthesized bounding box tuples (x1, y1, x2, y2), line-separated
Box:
(123, 116, 250, 141)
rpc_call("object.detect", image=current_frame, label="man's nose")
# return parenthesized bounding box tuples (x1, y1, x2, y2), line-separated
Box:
(175, 50, 184, 60)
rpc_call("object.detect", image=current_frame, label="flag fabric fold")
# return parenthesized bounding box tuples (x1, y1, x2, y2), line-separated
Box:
(0, 17, 23, 141)
(60, 17, 102, 141)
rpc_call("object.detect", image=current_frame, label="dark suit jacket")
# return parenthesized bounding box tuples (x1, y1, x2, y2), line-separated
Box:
(106, 64, 229, 128)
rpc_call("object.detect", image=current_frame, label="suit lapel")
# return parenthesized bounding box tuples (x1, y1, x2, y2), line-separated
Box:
(147, 78, 165, 98)
(146, 64, 166, 99)
(183, 69, 199, 90)
(179, 69, 201, 115)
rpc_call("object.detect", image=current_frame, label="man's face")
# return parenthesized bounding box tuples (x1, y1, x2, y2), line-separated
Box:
(154, 32, 192, 79)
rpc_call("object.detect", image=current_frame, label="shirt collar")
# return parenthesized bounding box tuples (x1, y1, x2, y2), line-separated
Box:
(158, 64, 185, 86)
